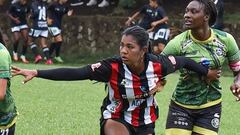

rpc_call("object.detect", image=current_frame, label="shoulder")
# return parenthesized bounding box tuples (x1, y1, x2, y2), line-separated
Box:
(0, 43, 10, 59)
(212, 28, 236, 43)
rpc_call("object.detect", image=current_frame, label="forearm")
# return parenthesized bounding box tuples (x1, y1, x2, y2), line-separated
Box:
(37, 66, 92, 81)
(175, 56, 208, 75)
(155, 16, 168, 25)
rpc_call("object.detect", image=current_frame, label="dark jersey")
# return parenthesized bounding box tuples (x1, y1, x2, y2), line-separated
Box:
(48, 2, 69, 28)
(8, 2, 30, 26)
(139, 4, 168, 30)
(30, 0, 48, 30)
(37, 54, 209, 126)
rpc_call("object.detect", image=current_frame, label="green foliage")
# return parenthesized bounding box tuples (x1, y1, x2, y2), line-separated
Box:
(11, 63, 239, 135)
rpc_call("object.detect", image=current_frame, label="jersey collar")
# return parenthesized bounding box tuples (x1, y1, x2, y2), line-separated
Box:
(189, 29, 214, 44)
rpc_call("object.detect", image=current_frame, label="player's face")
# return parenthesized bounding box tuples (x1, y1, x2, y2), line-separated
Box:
(120, 35, 145, 67)
(184, 1, 207, 29)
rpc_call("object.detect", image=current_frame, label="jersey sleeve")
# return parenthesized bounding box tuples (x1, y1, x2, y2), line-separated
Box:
(158, 7, 167, 18)
(8, 4, 15, 15)
(226, 33, 240, 63)
(37, 59, 112, 82)
(139, 5, 147, 14)
(161, 35, 182, 55)
(157, 55, 208, 77)
(0, 46, 11, 79)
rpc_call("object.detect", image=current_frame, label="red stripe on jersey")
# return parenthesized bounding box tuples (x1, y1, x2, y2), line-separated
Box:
(150, 106, 157, 122)
(131, 107, 140, 126)
(131, 74, 142, 126)
(152, 62, 162, 83)
(110, 63, 122, 118)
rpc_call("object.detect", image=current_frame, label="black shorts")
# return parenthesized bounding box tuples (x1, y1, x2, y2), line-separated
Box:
(0, 124, 16, 135)
(165, 101, 221, 135)
(100, 118, 155, 135)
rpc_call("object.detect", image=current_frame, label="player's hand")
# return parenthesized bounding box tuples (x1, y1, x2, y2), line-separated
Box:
(67, 9, 73, 16)
(125, 17, 132, 26)
(230, 83, 240, 101)
(11, 66, 38, 84)
(14, 17, 20, 24)
(148, 80, 167, 95)
(47, 18, 53, 25)
(205, 69, 221, 84)
(151, 21, 158, 27)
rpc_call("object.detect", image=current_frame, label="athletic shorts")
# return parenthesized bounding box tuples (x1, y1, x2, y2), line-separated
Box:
(165, 101, 221, 135)
(0, 124, 16, 135)
(48, 27, 61, 37)
(29, 28, 48, 38)
(11, 24, 28, 32)
(149, 28, 170, 45)
(100, 118, 155, 135)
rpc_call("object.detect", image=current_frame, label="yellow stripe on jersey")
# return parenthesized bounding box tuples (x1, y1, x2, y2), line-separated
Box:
(0, 113, 18, 130)
(189, 29, 214, 44)
(165, 128, 192, 135)
(173, 98, 222, 109)
(193, 125, 218, 135)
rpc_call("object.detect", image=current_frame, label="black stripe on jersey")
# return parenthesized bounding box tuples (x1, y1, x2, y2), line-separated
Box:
(118, 63, 129, 112)
(138, 72, 149, 124)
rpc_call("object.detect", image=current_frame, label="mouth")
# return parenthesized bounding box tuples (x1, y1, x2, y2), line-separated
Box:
(184, 19, 192, 26)
(121, 56, 128, 62)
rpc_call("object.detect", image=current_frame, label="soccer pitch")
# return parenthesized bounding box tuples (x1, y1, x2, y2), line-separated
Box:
(11, 63, 240, 135)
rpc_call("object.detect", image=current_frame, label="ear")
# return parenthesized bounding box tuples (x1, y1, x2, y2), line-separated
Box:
(204, 15, 210, 22)
(141, 46, 148, 56)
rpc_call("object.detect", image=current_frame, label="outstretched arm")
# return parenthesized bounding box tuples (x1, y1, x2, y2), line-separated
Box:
(12, 66, 92, 84)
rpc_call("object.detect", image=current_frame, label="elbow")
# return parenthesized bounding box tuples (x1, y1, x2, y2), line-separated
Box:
(164, 17, 169, 22)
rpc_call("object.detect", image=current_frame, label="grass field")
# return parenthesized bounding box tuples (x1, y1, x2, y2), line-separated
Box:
(11, 63, 240, 135)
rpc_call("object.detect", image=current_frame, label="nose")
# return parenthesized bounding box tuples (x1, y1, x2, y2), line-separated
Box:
(120, 45, 127, 54)
(184, 11, 190, 19)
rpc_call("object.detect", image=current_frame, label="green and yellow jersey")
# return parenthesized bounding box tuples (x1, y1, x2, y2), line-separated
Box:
(162, 29, 240, 109)
(0, 43, 17, 129)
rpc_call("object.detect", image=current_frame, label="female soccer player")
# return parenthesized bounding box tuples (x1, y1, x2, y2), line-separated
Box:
(125, 0, 170, 54)
(162, 0, 240, 135)
(12, 26, 219, 135)
(28, 0, 53, 64)
(48, 0, 73, 63)
(0, 27, 18, 135)
(7, 0, 30, 63)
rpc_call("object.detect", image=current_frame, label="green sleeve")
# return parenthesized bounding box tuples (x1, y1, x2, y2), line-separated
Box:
(162, 34, 182, 56)
(0, 46, 11, 79)
(226, 33, 240, 63)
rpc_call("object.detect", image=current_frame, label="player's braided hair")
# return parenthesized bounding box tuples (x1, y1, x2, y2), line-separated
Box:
(122, 26, 150, 51)
(194, 0, 217, 26)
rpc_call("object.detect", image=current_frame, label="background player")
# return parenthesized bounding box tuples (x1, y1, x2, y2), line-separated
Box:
(48, 0, 73, 63)
(7, 0, 30, 64)
(125, 0, 170, 54)
(28, 0, 53, 64)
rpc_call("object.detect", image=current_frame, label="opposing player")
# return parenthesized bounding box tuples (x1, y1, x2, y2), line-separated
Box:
(28, 0, 53, 64)
(12, 26, 219, 135)
(7, 0, 30, 63)
(48, 0, 73, 63)
(162, 0, 240, 134)
(125, 0, 170, 54)
(0, 27, 18, 135)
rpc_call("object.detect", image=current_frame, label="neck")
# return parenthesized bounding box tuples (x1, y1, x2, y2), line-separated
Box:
(128, 60, 145, 75)
(191, 25, 211, 41)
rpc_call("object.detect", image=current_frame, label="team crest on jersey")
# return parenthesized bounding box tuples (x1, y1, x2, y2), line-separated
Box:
(91, 62, 101, 71)
(211, 118, 220, 128)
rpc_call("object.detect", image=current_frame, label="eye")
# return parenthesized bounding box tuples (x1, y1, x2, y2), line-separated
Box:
(127, 44, 134, 49)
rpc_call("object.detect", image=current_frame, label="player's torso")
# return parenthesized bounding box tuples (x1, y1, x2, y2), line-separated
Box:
(49, 3, 67, 27)
(10, 3, 29, 25)
(31, 2, 48, 30)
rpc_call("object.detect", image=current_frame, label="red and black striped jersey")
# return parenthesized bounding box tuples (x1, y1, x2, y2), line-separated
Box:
(90, 54, 175, 126)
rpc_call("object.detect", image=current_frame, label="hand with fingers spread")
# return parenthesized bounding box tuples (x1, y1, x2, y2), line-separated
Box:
(230, 83, 240, 101)
(11, 66, 38, 84)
